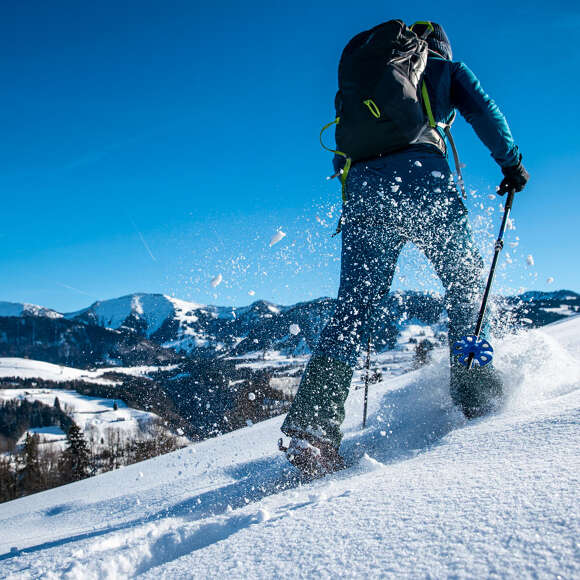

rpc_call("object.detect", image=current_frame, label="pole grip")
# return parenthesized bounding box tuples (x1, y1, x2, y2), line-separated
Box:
(505, 189, 516, 212)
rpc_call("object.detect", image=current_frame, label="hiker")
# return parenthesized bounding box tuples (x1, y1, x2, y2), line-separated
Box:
(280, 21, 529, 476)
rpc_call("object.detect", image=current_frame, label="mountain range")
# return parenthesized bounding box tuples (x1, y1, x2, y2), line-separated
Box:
(1, 290, 578, 368)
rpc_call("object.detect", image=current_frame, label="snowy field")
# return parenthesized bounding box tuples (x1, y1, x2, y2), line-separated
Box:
(0, 358, 120, 386)
(0, 388, 160, 448)
(0, 317, 578, 578)
(0, 359, 178, 447)
(0, 358, 178, 385)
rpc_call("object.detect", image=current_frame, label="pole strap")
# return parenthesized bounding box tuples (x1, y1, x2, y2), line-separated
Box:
(444, 125, 467, 199)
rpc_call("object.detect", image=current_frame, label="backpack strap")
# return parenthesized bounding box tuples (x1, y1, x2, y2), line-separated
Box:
(421, 82, 437, 128)
(320, 117, 352, 202)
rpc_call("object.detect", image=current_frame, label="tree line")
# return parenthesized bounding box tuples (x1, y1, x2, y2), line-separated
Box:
(0, 398, 183, 504)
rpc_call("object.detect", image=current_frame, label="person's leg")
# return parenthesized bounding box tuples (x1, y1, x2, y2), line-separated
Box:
(282, 169, 405, 448)
(414, 166, 503, 417)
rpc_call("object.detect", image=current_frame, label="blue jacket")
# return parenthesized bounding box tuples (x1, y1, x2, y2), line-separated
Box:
(424, 56, 520, 168)
(334, 55, 520, 172)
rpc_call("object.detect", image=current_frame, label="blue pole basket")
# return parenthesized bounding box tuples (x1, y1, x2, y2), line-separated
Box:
(453, 335, 494, 367)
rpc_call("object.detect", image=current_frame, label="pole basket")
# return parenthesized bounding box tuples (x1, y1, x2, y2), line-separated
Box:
(453, 335, 494, 367)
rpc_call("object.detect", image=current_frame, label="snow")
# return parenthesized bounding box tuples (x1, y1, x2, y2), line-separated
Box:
(527, 254, 535, 267)
(542, 305, 575, 316)
(1, 317, 579, 578)
(0, 301, 62, 319)
(70, 294, 174, 337)
(0, 388, 158, 441)
(269, 230, 286, 247)
(0, 358, 176, 384)
(289, 323, 301, 336)
(17, 426, 66, 448)
(0, 358, 119, 385)
(210, 274, 223, 288)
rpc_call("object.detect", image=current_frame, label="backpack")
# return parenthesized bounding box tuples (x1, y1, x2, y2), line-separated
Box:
(321, 20, 438, 200)
(336, 20, 431, 161)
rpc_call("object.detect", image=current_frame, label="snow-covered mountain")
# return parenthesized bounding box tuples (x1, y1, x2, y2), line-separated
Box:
(65, 293, 323, 357)
(34, 289, 580, 360)
(1, 316, 578, 578)
(1, 289, 578, 369)
(0, 301, 62, 319)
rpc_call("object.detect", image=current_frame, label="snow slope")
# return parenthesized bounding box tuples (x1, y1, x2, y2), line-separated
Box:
(0, 358, 119, 385)
(0, 317, 578, 578)
(0, 358, 178, 384)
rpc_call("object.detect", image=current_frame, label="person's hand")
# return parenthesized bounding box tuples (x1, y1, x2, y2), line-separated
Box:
(498, 155, 529, 195)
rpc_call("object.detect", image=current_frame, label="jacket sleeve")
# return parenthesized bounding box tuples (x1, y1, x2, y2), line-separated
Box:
(451, 62, 520, 168)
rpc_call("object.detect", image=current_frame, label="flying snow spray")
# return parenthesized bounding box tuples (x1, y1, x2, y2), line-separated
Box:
(454, 189, 516, 369)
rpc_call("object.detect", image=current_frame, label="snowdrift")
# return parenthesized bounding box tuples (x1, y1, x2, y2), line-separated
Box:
(1, 317, 578, 578)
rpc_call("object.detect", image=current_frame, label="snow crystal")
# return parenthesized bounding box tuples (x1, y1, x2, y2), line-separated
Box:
(248, 392, 256, 401)
(210, 274, 223, 288)
(431, 171, 443, 178)
(390, 185, 400, 193)
(414, 160, 422, 167)
(251, 509, 270, 524)
(488, 194, 496, 200)
(547, 277, 555, 284)
(269, 230, 286, 247)
(289, 324, 301, 336)
(526, 255, 535, 267)
(248, 290, 256, 296)
(395, 176, 402, 183)
(359, 453, 384, 471)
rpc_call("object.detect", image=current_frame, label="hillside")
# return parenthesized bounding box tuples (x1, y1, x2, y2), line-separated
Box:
(0, 316, 578, 578)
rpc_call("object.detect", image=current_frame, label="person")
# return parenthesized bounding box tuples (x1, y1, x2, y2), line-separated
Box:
(280, 21, 529, 477)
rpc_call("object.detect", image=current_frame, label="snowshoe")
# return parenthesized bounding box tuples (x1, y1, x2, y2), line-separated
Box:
(278, 437, 345, 479)
(450, 363, 504, 419)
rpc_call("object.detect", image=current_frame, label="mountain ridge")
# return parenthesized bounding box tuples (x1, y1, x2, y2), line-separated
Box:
(1, 290, 578, 367)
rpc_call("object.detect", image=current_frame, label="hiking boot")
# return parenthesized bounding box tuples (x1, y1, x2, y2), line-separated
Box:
(278, 437, 345, 479)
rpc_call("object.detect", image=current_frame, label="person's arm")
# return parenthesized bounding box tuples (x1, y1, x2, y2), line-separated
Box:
(451, 62, 528, 193)
(451, 62, 521, 168)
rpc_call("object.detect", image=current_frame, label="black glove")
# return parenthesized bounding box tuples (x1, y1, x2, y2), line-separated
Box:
(498, 155, 529, 195)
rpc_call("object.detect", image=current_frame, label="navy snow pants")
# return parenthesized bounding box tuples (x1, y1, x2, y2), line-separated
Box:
(282, 148, 488, 446)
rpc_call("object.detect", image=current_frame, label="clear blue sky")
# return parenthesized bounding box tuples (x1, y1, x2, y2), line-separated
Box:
(1, 0, 579, 312)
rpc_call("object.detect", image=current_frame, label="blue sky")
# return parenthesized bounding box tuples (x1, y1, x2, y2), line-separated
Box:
(1, 0, 579, 312)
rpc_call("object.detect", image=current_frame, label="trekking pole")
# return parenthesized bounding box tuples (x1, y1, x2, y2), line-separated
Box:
(362, 335, 371, 429)
(454, 189, 516, 369)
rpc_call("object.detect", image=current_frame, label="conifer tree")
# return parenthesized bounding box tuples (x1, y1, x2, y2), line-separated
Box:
(61, 423, 92, 482)
(20, 432, 41, 495)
